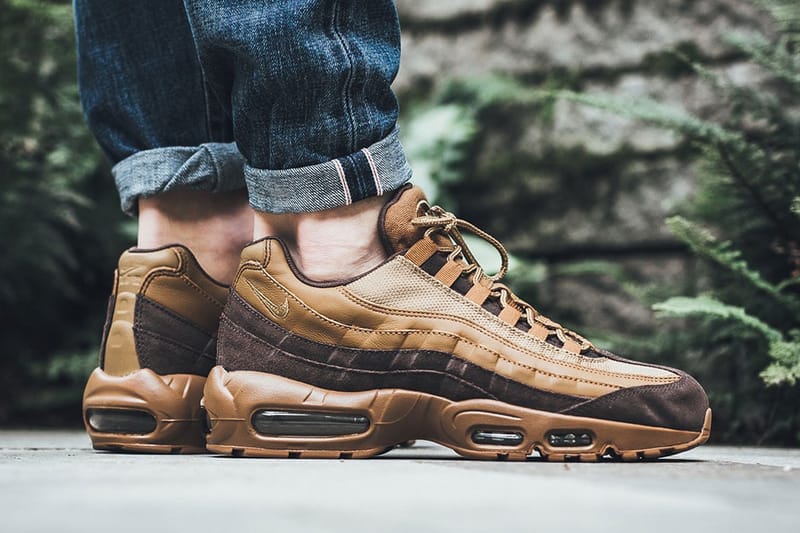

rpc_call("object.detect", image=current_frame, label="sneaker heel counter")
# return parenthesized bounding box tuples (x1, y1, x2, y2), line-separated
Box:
(141, 247, 227, 333)
(101, 251, 163, 376)
(229, 239, 275, 309)
(127, 246, 228, 376)
(98, 269, 119, 371)
(101, 247, 184, 376)
(233, 239, 272, 283)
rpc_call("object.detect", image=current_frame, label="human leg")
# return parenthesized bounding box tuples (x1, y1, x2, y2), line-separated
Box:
(75, 0, 246, 451)
(182, 0, 410, 280)
(138, 189, 250, 283)
(75, 0, 251, 282)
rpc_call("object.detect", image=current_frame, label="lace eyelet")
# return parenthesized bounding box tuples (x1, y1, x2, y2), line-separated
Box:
(413, 202, 594, 350)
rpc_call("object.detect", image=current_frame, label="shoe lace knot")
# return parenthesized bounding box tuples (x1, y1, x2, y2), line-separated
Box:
(411, 201, 594, 352)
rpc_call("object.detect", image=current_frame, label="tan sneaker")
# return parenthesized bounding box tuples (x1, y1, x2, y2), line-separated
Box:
(203, 185, 711, 461)
(83, 245, 227, 453)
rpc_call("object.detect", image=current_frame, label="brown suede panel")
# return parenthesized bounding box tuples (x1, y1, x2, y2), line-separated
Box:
(133, 295, 218, 376)
(222, 290, 708, 430)
(562, 371, 709, 432)
(558, 348, 710, 431)
(219, 291, 583, 413)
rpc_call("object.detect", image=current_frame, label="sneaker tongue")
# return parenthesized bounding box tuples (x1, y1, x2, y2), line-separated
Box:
(379, 184, 431, 254)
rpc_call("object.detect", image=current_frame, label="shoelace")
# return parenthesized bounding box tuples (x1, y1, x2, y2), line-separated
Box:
(411, 201, 594, 352)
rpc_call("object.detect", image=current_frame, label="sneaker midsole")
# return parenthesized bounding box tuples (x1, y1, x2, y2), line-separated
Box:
(82, 367, 207, 452)
(202, 366, 710, 460)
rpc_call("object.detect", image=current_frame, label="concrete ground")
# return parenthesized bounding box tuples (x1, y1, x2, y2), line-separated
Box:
(1, 431, 798, 532)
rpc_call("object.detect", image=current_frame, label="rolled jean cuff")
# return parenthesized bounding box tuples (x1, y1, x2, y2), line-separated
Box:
(112, 143, 245, 216)
(245, 126, 413, 213)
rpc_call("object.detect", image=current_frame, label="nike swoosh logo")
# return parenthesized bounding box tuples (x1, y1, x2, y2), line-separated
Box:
(245, 280, 289, 319)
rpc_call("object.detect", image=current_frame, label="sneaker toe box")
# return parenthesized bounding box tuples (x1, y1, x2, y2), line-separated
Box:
(562, 369, 709, 432)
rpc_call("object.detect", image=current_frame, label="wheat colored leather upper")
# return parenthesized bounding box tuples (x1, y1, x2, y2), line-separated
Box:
(233, 239, 678, 399)
(103, 246, 228, 376)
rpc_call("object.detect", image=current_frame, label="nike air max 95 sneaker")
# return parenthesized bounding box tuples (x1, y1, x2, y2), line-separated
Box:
(204, 185, 711, 460)
(83, 245, 227, 453)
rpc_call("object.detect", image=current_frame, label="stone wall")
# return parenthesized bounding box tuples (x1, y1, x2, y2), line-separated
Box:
(393, 0, 766, 344)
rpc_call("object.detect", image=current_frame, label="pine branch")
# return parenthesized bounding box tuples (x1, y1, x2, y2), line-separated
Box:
(653, 295, 783, 343)
(726, 32, 800, 89)
(666, 216, 800, 314)
(715, 143, 796, 244)
(556, 91, 735, 142)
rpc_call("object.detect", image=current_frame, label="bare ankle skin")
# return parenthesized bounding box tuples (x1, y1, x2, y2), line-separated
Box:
(138, 189, 253, 284)
(252, 195, 388, 281)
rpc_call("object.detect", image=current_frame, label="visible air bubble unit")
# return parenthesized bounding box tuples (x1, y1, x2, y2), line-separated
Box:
(251, 410, 370, 437)
(471, 430, 524, 446)
(547, 431, 593, 447)
(85, 408, 157, 434)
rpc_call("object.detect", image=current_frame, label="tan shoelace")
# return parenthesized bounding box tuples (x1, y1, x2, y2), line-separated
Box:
(411, 201, 594, 352)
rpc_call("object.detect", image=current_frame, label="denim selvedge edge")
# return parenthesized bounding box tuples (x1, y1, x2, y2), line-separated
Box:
(245, 127, 411, 213)
(113, 143, 245, 216)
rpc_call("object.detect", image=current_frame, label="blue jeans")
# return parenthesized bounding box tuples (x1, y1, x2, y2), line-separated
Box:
(74, 0, 411, 215)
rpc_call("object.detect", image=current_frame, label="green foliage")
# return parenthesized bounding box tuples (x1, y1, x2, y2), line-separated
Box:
(655, 293, 800, 386)
(402, 104, 478, 202)
(762, 331, 800, 386)
(0, 0, 130, 425)
(654, 295, 782, 344)
(565, 1, 800, 389)
(558, 90, 742, 146)
(402, 1, 800, 443)
(401, 75, 555, 206)
(665, 216, 800, 315)
(561, 0, 800, 441)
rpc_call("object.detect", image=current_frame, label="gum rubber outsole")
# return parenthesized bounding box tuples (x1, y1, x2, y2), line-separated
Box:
(203, 366, 711, 461)
(83, 368, 208, 454)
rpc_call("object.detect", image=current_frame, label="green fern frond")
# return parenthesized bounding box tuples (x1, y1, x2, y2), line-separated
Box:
(442, 75, 547, 108)
(753, 0, 800, 38)
(761, 333, 800, 385)
(760, 362, 800, 386)
(725, 32, 800, 88)
(556, 90, 755, 151)
(653, 295, 784, 344)
(666, 216, 800, 311)
(655, 296, 800, 386)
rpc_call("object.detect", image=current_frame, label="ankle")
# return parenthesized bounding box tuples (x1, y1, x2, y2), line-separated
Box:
(138, 189, 253, 284)
(253, 195, 388, 281)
